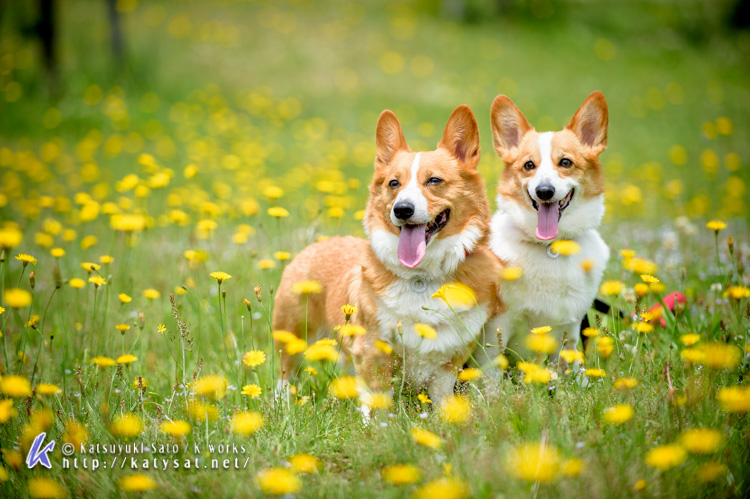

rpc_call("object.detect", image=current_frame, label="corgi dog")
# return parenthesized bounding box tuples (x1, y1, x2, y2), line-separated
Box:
(485, 91, 610, 367)
(272, 105, 502, 403)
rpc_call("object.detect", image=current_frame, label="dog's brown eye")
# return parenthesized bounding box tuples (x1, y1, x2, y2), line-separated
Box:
(523, 161, 535, 171)
(559, 158, 573, 168)
(426, 177, 443, 186)
(388, 179, 400, 189)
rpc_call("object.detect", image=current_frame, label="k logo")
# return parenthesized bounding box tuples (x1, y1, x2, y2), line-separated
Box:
(26, 432, 55, 469)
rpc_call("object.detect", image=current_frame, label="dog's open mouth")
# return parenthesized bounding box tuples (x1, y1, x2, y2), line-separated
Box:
(529, 189, 574, 241)
(397, 209, 450, 268)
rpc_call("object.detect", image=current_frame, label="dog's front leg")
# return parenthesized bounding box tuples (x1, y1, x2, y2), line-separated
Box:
(427, 367, 458, 406)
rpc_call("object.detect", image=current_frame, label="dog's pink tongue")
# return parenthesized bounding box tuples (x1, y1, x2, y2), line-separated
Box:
(535, 202, 560, 241)
(398, 224, 427, 268)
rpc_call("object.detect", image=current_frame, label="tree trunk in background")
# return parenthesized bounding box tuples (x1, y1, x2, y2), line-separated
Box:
(106, 0, 124, 64)
(37, 0, 58, 94)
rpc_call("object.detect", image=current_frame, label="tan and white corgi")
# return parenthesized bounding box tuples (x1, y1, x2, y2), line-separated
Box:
(272, 106, 502, 403)
(485, 91, 610, 365)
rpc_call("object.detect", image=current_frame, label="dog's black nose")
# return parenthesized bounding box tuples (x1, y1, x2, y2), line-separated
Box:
(535, 184, 555, 201)
(393, 201, 415, 220)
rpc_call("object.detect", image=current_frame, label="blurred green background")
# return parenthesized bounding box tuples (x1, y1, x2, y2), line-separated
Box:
(0, 0, 748, 235)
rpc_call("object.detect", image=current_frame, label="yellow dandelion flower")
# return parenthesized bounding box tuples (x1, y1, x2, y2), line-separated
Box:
(706, 220, 726, 232)
(92, 356, 116, 367)
(241, 384, 262, 398)
(304, 343, 339, 362)
(110, 413, 143, 438)
(143, 288, 160, 299)
(438, 394, 471, 424)
(81, 262, 101, 272)
(0, 226, 23, 249)
(585, 368, 606, 378)
(599, 280, 624, 296)
(257, 258, 276, 269)
(36, 383, 62, 395)
(417, 393, 432, 404)
(507, 442, 561, 483)
(231, 411, 264, 436)
(340, 324, 366, 336)
(257, 468, 300, 495)
(274, 251, 291, 261)
(634, 283, 649, 296)
(431, 282, 476, 308)
(115, 324, 130, 332)
(272, 330, 297, 343)
(457, 368, 482, 382)
(699, 342, 741, 370)
(118, 293, 132, 303)
(550, 239, 581, 255)
(99, 255, 114, 264)
(724, 286, 750, 300)
(502, 267, 523, 280)
(410, 427, 442, 449)
(131, 376, 147, 390)
(366, 392, 394, 410)
(561, 458, 585, 477)
(158, 324, 166, 334)
(679, 428, 723, 454)
(645, 444, 687, 470)
(87, 275, 106, 287)
(413, 477, 469, 499)
(116, 354, 138, 365)
(267, 206, 290, 218)
(0, 399, 17, 423)
(681, 348, 705, 365)
(383, 464, 421, 485)
(289, 454, 320, 474)
(341, 304, 357, 317)
(494, 354, 509, 370)
(119, 473, 156, 492)
(414, 323, 437, 339)
(697, 461, 727, 483)
(1, 375, 32, 398)
(63, 420, 88, 448)
(286, 338, 308, 355)
(242, 350, 266, 367)
(28, 477, 66, 498)
(3, 288, 32, 308)
(603, 404, 634, 425)
(559, 349, 584, 364)
(159, 420, 191, 437)
(292, 280, 323, 295)
(526, 334, 558, 354)
(15, 253, 37, 266)
(530, 325, 552, 335)
(193, 375, 227, 400)
(640, 274, 659, 283)
(328, 376, 359, 399)
(613, 377, 639, 390)
(304, 367, 318, 376)
(717, 386, 750, 412)
(582, 327, 600, 337)
(636, 322, 654, 334)
(209, 271, 232, 283)
(596, 336, 614, 358)
(375, 340, 393, 354)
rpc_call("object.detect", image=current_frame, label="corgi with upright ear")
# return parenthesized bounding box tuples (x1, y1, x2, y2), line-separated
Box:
(272, 105, 502, 403)
(485, 91, 610, 366)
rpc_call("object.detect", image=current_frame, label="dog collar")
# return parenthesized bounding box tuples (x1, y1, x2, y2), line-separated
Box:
(546, 245, 560, 259)
(410, 276, 428, 293)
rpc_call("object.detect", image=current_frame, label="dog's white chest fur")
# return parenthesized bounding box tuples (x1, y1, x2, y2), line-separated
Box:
(376, 278, 488, 389)
(489, 199, 609, 345)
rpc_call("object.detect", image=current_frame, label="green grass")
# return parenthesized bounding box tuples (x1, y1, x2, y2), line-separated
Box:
(0, 0, 748, 497)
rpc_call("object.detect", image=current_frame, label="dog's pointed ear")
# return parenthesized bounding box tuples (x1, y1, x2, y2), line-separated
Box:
(438, 105, 480, 169)
(375, 110, 409, 167)
(566, 91, 608, 154)
(490, 95, 533, 161)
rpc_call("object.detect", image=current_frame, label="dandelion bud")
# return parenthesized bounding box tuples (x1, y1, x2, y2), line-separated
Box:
(222, 290, 226, 299)
(254, 285, 262, 302)
(269, 286, 275, 296)
(738, 261, 745, 275)
(728, 235, 734, 256)
(396, 321, 403, 337)
(53, 267, 62, 289)
(243, 298, 252, 312)
(562, 330, 568, 346)
(138, 312, 145, 330)
(496, 328, 504, 352)
(29, 271, 35, 290)
(0, 250, 5, 262)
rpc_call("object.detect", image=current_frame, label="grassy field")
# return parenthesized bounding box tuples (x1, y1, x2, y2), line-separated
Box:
(0, 0, 749, 497)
